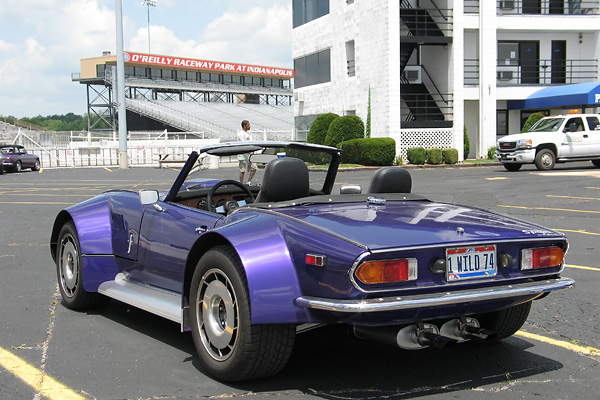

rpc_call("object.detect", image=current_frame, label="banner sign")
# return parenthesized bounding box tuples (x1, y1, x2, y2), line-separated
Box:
(124, 52, 294, 78)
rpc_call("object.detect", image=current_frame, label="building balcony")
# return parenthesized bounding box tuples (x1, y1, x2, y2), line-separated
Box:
(464, 0, 600, 15)
(464, 58, 598, 86)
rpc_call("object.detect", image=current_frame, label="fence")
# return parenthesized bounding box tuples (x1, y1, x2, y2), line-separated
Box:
(8, 128, 298, 169)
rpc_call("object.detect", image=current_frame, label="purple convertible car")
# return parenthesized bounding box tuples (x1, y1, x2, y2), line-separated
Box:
(51, 141, 574, 381)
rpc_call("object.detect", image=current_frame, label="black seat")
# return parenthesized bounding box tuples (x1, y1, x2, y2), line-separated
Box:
(368, 166, 412, 193)
(255, 157, 310, 202)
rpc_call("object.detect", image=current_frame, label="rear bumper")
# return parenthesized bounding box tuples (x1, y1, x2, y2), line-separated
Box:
(495, 149, 535, 163)
(296, 277, 574, 313)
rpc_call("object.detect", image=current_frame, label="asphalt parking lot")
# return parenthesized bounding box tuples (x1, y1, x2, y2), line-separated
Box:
(0, 161, 599, 400)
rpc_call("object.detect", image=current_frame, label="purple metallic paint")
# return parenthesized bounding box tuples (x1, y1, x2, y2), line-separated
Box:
(66, 195, 114, 256)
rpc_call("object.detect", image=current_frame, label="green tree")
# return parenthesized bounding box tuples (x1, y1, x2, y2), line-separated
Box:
(366, 87, 372, 138)
(521, 112, 545, 132)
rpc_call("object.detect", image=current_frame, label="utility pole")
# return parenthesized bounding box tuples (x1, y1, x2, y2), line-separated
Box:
(115, 0, 128, 168)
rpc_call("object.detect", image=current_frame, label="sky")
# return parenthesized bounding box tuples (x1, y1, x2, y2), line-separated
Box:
(0, 0, 292, 119)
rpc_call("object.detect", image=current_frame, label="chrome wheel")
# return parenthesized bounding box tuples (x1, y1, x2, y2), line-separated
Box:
(59, 233, 79, 298)
(534, 149, 555, 170)
(196, 268, 239, 361)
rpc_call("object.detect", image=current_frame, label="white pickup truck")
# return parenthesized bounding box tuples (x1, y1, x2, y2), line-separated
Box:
(495, 113, 600, 171)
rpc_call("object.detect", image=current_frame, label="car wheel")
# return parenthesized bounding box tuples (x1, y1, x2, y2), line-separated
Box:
(503, 163, 522, 172)
(592, 160, 600, 168)
(14, 161, 22, 173)
(56, 222, 108, 309)
(32, 159, 40, 171)
(534, 149, 556, 170)
(190, 246, 296, 382)
(476, 301, 531, 342)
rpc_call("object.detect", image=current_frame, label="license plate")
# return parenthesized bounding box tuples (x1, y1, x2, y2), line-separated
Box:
(446, 245, 497, 282)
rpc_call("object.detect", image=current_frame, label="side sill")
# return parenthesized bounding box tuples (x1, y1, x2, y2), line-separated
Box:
(98, 273, 183, 328)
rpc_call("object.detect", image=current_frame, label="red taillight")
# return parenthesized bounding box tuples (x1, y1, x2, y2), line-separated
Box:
(355, 259, 417, 284)
(521, 247, 564, 270)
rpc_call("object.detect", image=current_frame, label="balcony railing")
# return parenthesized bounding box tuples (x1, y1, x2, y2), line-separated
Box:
(464, 58, 598, 85)
(465, 1, 600, 15)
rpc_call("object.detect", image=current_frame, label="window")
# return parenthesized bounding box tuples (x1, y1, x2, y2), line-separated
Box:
(496, 110, 508, 136)
(293, 0, 329, 28)
(294, 49, 331, 88)
(96, 64, 106, 78)
(586, 116, 599, 130)
(346, 40, 355, 77)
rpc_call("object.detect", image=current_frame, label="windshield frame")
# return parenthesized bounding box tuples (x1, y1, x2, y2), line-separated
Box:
(165, 141, 342, 202)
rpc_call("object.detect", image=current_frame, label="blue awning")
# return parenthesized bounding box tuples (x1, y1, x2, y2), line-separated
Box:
(507, 81, 600, 110)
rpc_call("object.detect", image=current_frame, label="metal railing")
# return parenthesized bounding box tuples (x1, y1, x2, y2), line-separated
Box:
(464, 58, 598, 85)
(465, 1, 600, 15)
(497, 0, 599, 15)
(400, 1, 453, 37)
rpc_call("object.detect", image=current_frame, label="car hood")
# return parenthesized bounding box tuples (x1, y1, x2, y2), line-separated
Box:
(271, 199, 562, 250)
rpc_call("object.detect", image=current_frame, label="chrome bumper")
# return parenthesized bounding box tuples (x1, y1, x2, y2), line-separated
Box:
(495, 149, 535, 163)
(296, 277, 574, 313)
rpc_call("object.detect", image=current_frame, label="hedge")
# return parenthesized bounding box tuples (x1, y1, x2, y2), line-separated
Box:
(426, 148, 443, 165)
(341, 138, 396, 166)
(324, 115, 365, 147)
(442, 148, 459, 164)
(308, 113, 339, 145)
(407, 147, 426, 165)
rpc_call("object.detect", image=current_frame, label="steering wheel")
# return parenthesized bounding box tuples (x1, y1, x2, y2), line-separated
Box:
(206, 180, 254, 213)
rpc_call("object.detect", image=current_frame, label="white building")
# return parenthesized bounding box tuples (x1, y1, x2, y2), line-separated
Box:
(292, 0, 600, 161)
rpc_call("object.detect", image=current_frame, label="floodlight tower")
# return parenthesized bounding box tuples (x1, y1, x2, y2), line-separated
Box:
(143, 0, 157, 54)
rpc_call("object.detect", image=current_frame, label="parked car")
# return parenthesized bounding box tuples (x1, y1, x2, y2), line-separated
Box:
(0, 144, 41, 172)
(495, 113, 600, 171)
(50, 141, 574, 382)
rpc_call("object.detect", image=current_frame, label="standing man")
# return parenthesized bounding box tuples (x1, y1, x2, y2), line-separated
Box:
(237, 120, 257, 185)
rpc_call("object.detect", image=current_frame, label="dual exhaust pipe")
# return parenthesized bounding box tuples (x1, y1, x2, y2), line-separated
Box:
(353, 317, 492, 350)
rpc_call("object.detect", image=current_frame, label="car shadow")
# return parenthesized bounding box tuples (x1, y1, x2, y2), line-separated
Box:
(88, 301, 564, 398)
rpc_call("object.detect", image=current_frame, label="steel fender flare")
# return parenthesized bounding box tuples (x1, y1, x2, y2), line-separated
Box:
(51, 195, 114, 259)
(187, 216, 310, 325)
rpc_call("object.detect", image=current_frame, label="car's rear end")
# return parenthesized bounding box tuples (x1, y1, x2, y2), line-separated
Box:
(270, 194, 573, 348)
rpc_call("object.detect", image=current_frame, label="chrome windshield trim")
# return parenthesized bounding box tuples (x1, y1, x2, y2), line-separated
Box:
(296, 277, 574, 313)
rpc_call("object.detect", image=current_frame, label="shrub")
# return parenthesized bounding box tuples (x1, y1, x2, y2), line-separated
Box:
(464, 125, 470, 160)
(341, 138, 396, 166)
(407, 147, 426, 165)
(324, 115, 365, 147)
(442, 148, 459, 164)
(426, 148, 443, 165)
(307, 113, 339, 145)
(522, 112, 545, 132)
(487, 146, 498, 160)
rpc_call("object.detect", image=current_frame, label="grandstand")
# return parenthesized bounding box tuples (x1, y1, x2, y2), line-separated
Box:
(74, 52, 295, 140)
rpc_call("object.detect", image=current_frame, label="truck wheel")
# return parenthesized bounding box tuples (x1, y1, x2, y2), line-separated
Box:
(534, 149, 555, 170)
(503, 163, 522, 172)
(592, 160, 600, 168)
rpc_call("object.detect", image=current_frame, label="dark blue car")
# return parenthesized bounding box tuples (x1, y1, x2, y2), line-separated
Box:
(0, 144, 41, 172)
(50, 141, 574, 381)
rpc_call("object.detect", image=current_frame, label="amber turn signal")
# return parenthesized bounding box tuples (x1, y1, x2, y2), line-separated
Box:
(355, 259, 417, 284)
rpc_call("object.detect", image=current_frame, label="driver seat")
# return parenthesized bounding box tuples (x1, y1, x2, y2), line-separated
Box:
(255, 157, 310, 203)
(368, 166, 412, 193)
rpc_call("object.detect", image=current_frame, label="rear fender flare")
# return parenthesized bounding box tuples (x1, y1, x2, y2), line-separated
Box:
(183, 219, 309, 327)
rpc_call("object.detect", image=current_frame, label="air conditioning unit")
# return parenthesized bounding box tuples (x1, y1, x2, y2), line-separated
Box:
(497, 70, 513, 81)
(500, 1, 515, 9)
(294, 91, 305, 102)
(404, 66, 422, 84)
(497, 66, 518, 83)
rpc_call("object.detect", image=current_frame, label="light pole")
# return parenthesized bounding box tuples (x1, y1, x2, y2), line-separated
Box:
(143, 0, 157, 54)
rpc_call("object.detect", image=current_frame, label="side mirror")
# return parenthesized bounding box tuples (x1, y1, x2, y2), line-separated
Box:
(139, 190, 159, 205)
(566, 122, 578, 133)
(340, 184, 362, 194)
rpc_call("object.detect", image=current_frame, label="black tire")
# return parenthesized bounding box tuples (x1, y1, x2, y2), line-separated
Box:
(477, 301, 532, 342)
(592, 160, 600, 168)
(190, 246, 295, 382)
(56, 222, 108, 309)
(32, 159, 40, 171)
(503, 163, 522, 172)
(14, 161, 22, 173)
(534, 149, 556, 170)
